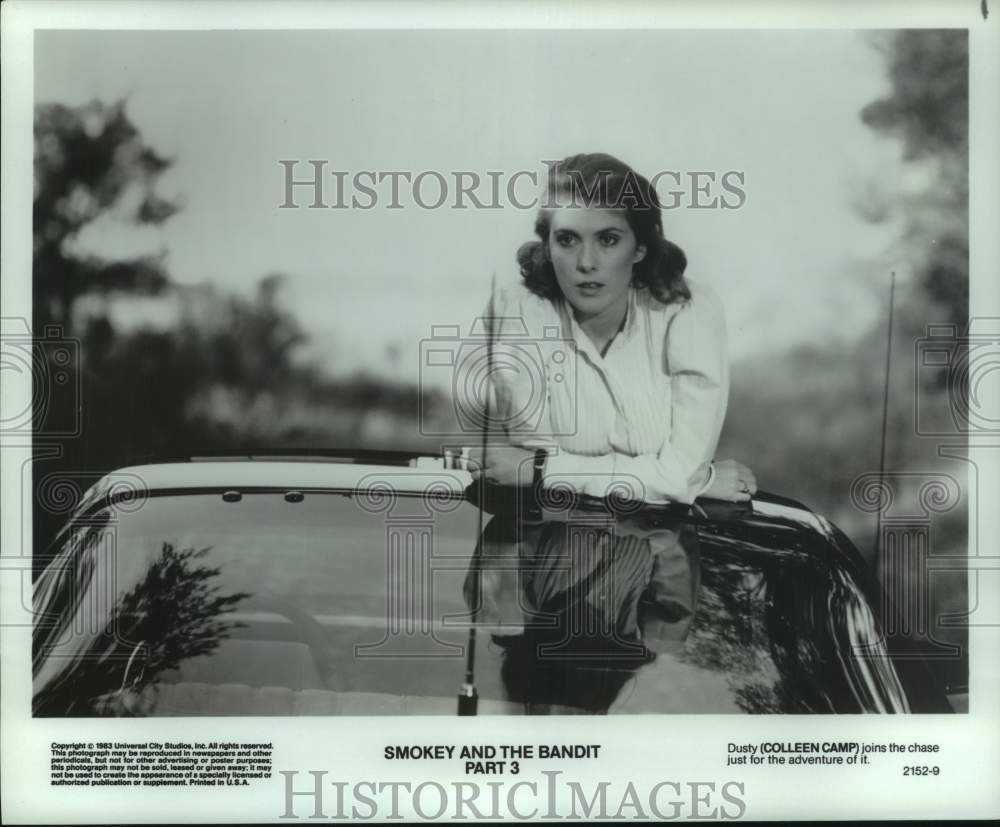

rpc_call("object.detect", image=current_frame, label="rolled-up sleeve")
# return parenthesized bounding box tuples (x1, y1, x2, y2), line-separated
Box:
(543, 284, 729, 504)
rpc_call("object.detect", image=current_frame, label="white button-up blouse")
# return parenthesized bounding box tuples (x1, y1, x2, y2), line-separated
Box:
(484, 277, 729, 505)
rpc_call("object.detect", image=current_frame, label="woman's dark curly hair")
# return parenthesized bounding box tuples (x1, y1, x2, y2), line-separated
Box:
(517, 153, 690, 305)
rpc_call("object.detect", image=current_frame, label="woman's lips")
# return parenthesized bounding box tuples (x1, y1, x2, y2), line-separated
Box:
(576, 281, 604, 295)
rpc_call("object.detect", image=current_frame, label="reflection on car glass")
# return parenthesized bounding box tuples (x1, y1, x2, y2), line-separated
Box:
(464, 511, 700, 714)
(31, 490, 945, 716)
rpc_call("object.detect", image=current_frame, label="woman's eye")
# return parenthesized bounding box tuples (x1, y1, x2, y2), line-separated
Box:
(554, 234, 576, 248)
(599, 234, 620, 247)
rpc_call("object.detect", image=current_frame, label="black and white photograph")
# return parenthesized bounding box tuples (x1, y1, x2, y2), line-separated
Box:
(2, 1, 998, 822)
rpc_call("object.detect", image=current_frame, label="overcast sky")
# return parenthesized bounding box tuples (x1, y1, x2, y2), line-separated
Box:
(36, 29, 909, 386)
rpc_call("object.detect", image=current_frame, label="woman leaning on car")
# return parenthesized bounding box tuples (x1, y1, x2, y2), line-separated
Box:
(468, 151, 757, 505)
(461, 154, 760, 714)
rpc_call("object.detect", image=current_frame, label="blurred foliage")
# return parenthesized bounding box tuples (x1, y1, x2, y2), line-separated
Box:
(861, 30, 968, 162)
(34, 101, 176, 330)
(718, 30, 968, 683)
(33, 539, 250, 717)
(721, 29, 968, 541)
(32, 100, 442, 555)
(861, 28, 968, 332)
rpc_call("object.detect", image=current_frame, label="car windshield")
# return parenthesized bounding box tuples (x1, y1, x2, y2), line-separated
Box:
(32, 487, 912, 716)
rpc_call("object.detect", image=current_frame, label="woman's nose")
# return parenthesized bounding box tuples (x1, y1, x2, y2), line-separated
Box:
(576, 243, 597, 272)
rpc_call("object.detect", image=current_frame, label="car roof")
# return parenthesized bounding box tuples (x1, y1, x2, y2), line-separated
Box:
(80, 454, 832, 536)
(88, 459, 472, 498)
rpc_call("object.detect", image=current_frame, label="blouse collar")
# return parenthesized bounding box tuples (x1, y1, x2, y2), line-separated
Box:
(558, 286, 640, 361)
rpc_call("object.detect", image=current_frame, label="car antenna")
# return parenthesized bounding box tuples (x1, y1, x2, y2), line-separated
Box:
(458, 271, 496, 716)
(874, 270, 896, 575)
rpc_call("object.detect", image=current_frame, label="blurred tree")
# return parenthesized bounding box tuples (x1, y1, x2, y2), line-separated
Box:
(33, 100, 178, 333)
(31, 97, 447, 565)
(861, 30, 968, 163)
(177, 274, 307, 392)
(860, 29, 968, 330)
(73, 276, 321, 468)
(718, 32, 970, 695)
(32, 100, 178, 554)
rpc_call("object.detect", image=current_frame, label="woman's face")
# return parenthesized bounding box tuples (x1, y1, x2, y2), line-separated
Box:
(547, 206, 646, 322)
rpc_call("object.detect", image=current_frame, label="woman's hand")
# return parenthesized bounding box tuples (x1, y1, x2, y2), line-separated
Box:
(467, 444, 537, 487)
(701, 459, 757, 503)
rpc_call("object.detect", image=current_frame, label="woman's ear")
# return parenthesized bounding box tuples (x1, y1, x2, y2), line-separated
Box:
(633, 244, 647, 264)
